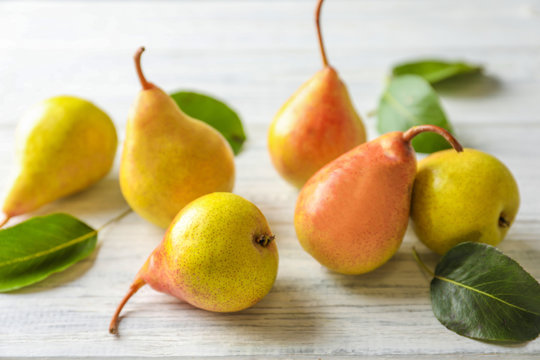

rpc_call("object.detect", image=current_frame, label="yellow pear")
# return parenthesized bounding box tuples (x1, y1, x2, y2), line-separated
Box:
(1, 96, 117, 226)
(109, 192, 278, 334)
(120, 48, 235, 228)
(267, 0, 366, 188)
(411, 148, 520, 255)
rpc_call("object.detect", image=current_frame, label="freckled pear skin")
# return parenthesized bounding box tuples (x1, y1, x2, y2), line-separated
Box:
(2, 96, 117, 222)
(411, 148, 520, 255)
(109, 193, 278, 334)
(268, 67, 366, 188)
(120, 48, 235, 228)
(267, 0, 366, 188)
(294, 125, 463, 275)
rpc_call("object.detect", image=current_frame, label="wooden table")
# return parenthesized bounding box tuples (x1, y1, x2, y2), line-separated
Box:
(1, 0, 540, 358)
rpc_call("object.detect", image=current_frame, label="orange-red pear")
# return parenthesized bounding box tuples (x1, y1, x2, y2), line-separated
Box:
(294, 125, 463, 275)
(267, 0, 366, 188)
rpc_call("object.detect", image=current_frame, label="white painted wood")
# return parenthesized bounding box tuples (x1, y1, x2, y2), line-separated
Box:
(1, 0, 540, 358)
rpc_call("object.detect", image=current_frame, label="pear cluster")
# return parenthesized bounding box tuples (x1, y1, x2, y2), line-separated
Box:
(0, 0, 520, 338)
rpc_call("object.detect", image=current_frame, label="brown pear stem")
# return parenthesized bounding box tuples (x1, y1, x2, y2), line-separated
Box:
(109, 277, 146, 335)
(315, 0, 329, 67)
(402, 125, 463, 152)
(0, 216, 10, 229)
(134, 47, 153, 90)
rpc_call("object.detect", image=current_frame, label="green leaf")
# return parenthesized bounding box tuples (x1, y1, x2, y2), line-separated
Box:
(377, 75, 454, 153)
(0, 213, 97, 292)
(430, 242, 540, 343)
(170, 91, 246, 155)
(392, 60, 482, 84)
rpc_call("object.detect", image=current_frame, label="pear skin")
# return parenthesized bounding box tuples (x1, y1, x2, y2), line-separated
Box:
(267, 0, 366, 188)
(268, 67, 366, 188)
(411, 148, 520, 255)
(294, 125, 463, 275)
(120, 48, 235, 228)
(2, 96, 117, 223)
(109, 192, 278, 334)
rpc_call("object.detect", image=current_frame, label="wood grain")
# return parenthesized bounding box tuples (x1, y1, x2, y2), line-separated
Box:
(1, 0, 540, 358)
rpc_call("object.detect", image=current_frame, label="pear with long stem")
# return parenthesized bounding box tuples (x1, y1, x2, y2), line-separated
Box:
(120, 47, 235, 228)
(267, 0, 366, 188)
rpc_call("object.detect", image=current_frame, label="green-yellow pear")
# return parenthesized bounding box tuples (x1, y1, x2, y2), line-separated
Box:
(267, 0, 366, 188)
(109, 192, 278, 334)
(295, 125, 463, 275)
(411, 148, 520, 255)
(1, 96, 117, 226)
(120, 48, 235, 228)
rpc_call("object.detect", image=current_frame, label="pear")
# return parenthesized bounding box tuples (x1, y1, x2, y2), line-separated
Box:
(411, 148, 520, 255)
(109, 192, 278, 334)
(267, 0, 366, 188)
(120, 48, 235, 228)
(294, 125, 463, 275)
(1, 96, 117, 226)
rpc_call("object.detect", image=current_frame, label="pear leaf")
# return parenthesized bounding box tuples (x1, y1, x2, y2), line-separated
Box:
(170, 91, 246, 155)
(377, 75, 454, 153)
(392, 60, 482, 84)
(418, 242, 540, 343)
(0, 214, 97, 292)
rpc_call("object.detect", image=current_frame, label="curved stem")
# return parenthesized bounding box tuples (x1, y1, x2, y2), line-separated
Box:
(402, 125, 463, 152)
(412, 247, 435, 278)
(315, 0, 329, 67)
(109, 278, 146, 335)
(134, 47, 153, 90)
(0, 216, 10, 229)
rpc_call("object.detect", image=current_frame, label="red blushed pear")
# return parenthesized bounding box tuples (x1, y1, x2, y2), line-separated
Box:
(109, 193, 278, 335)
(267, 0, 366, 188)
(294, 125, 463, 275)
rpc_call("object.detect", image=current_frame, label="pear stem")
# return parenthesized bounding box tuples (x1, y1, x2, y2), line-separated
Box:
(315, 0, 329, 67)
(0, 216, 10, 229)
(109, 277, 146, 335)
(134, 47, 153, 90)
(402, 125, 463, 152)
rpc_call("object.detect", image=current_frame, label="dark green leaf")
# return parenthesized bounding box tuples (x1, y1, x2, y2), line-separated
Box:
(377, 75, 454, 153)
(0, 213, 97, 292)
(392, 60, 482, 84)
(170, 91, 246, 155)
(431, 242, 540, 343)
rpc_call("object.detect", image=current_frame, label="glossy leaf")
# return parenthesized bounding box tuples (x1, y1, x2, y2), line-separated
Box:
(392, 60, 482, 84)
(431, 242, 540, 343)
(377, 75, 454, 153)
(170, 91, 246, 155)
(0, 214, 97, 292)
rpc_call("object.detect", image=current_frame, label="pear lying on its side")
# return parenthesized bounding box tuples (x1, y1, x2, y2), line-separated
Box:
(295, 125, 463, 275)
(411, 148, 520, 255)
(109, 192, 279, 335)
(2, 96, 117, 226)
(120, 47, 235, 228)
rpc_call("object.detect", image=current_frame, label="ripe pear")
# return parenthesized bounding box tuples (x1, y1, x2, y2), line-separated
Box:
(120, 48, 235, 228)
(411, 148, 520, 255)
(267, 0, 366, 188)
(295, 125, 463, 275)
(1, 96, 117, 226)
(109, 192, 278, 334)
